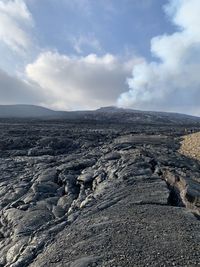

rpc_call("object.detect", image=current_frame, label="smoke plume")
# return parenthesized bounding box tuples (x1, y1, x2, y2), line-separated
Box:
(118, 0, 200, 115)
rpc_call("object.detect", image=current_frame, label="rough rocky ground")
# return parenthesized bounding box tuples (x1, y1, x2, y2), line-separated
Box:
(179, 132, 200, 161)
(0, 120, 200, 267)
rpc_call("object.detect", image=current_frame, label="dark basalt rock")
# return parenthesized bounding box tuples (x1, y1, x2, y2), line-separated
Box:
(0, 119, 199, 267)
(104, 152, 121, 160)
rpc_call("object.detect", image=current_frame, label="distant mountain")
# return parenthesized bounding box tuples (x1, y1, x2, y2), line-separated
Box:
(0, 104, 200, 125)
(93, 106, 200, 124)
(0, 105, 57, 118)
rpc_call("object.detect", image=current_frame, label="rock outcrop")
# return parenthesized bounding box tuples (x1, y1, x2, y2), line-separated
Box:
(179, 132, 200, 161)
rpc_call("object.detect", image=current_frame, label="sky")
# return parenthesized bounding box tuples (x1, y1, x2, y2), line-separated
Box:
(0, 0, 200, 115)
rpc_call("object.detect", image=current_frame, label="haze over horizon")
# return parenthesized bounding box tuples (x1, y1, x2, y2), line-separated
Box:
(0, 0, 200, 115)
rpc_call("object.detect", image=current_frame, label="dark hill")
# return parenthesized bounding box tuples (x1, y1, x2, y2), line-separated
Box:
(0, 104, 200, 125)
(0, 104, 56, 118)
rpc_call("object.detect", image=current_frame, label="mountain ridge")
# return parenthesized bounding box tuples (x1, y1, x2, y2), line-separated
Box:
(0, 104, 199, 125)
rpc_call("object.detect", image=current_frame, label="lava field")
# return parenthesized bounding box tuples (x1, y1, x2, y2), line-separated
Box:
(0, 120, 200, 267)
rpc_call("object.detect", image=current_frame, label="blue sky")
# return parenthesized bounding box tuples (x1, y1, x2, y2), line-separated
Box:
(0, 0, 200, 115)
(26, 0, 174, 58)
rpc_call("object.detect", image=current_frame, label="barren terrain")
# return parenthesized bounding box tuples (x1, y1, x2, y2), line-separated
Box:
(0, 119, 200, 267)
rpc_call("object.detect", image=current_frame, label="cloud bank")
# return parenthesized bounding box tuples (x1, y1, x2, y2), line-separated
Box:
(0, 0, 199, 116)
(26, 52, 138, 110)
(0, 68, 42, 104)
(0, 0, 33, 53)
(118, 0, 200, 115)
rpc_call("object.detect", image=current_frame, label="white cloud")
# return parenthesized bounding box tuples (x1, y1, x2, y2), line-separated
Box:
(70, 34, 101, 54)
(25, 51, 140, 110)
(118, 0, 200, 116)
(0, 0, 33, 53)
(0, 68, 42, 104)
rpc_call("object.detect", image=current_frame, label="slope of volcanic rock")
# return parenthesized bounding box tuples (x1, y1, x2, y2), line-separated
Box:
(0, 120, 200, 267)
(1, 105, 200, 126)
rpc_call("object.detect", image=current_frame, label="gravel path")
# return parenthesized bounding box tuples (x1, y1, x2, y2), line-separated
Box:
(179, 132, 200, 161)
